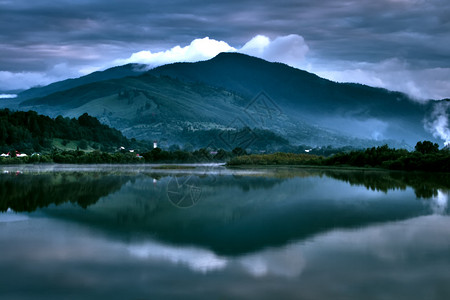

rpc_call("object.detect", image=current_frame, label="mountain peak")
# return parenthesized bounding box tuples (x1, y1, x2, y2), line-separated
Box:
(11, 50, 439, 148)
(208, 52, 294, 70)
(212, 51, 264, 61)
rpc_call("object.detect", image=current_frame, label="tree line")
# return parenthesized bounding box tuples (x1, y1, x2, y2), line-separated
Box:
(0, 109, 133, 153)
(228, 141, 450, 172)
(0, 147, 249, 165)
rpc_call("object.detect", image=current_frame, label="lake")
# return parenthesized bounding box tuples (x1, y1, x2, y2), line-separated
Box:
(1, 164, 449, 300)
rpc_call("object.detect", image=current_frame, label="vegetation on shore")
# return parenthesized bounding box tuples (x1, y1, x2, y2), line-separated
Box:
(2, 141, 448, 173)
(1, 109, 448, 172)
(0, 109, 147, 153)
(0, 147, 245, 165)
(227, 152, 322, 166)
(228, 142, 450, 172)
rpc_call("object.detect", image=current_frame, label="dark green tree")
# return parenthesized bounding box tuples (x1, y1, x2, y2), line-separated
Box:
(232, 147, 247, 156)
(79, 140, 88, 150)
(415, 141, 439, 154)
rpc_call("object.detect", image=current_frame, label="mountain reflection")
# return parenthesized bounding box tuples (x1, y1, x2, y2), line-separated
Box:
(1, 167, 449, 300)
(1, 168, 449, 256)
(3, 168, 447, 255)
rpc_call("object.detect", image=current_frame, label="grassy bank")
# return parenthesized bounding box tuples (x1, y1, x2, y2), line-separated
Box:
(227, 144, 450, 172)
(227, 152, 322, 166)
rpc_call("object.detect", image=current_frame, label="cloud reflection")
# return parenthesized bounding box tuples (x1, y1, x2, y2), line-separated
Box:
(2, 208, 450, 299)
(431, 190, 449, 214)
(0, 208, 29, 222)
(127, 240, 306, 278)
(128, 243, 228, 273)
(239, 244, 305, 278)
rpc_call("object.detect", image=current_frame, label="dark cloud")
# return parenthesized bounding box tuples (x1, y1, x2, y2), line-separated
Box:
(0, 0, 449, 97)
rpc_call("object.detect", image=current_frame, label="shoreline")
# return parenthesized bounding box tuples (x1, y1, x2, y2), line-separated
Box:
(226, 164, 450, 174)
(1, 162, 448, 174)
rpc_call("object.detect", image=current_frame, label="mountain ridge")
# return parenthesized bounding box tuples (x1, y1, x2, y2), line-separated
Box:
(16, 63, 147, 102)
(149, 53, 438, 145)
(10, 52, 447, 148)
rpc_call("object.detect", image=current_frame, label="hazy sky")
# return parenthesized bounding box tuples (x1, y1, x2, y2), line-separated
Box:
(1, 0, 449, 100)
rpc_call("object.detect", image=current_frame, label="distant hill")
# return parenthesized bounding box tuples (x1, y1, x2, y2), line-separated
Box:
(16, 63, 147, 101)
(12, 53, 448, 149)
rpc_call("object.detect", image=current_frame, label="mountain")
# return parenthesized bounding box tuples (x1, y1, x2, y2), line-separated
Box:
(16, 63, 147, 102)
(15, 53, 447, 149)
(150, 53, 439, 145)
(0, 89, 23, 95)
(18, 73, 397, 150)
(18, 73, 322, 148)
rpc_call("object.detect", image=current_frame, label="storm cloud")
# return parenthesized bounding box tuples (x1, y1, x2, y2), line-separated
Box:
(0, 0, 449, 99)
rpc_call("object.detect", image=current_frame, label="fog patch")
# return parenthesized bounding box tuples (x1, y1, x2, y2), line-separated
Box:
(0, 94, 16, 99)
(320, 117, 389, 141)
(313, 59, 450, 101)
(0, 63, 83, 91)
(424, 100, 450, 146)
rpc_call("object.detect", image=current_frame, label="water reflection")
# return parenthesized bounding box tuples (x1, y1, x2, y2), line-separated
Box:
(2, 214, 450, 299)
(1, 166, 450, 299)
(322, 170, 449, 198)
(1, 167, 448, 255)
(0, 172, 130, 212)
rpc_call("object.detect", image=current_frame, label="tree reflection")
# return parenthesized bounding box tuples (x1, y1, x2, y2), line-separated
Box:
(0, 172, 130, 212)
(321, 170, 449, 199)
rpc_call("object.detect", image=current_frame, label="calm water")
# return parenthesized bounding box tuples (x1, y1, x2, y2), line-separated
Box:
(1, 165, 450, 300)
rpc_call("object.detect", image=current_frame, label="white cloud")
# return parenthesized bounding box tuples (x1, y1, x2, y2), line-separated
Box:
(1, 34, 449, 101)
(239, 35, 271, 56)
(114, 37, 236, 68)
(114, 35, 450, 100)
(240, 34, 309, 68)
(114, 34, 309, 70)
(0, 94, 17, 99)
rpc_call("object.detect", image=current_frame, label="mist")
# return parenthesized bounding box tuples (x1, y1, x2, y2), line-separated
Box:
(425, 100, 450, 146)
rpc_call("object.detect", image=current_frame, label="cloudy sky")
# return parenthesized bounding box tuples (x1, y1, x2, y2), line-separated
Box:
(1, 0, 449, 100)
